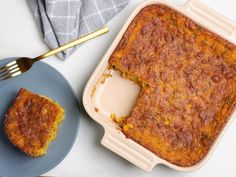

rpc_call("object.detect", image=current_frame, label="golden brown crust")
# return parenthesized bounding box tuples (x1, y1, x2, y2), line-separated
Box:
(4, 88, 64, 157)
(109, 5, 236, 167)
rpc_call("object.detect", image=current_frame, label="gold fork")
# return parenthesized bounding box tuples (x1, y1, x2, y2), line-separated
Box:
(0, 26, 109, 81)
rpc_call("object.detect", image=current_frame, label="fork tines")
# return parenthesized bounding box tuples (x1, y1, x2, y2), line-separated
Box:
(0, 60, 22, 81)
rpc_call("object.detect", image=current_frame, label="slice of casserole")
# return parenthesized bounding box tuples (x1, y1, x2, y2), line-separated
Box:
(4, 88, 65, 157)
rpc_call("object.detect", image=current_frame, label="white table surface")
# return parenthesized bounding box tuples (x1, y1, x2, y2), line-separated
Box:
(0, 0, 236, 177)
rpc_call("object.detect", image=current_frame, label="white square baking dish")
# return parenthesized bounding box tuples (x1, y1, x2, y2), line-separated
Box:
(83, 0, 236, 172)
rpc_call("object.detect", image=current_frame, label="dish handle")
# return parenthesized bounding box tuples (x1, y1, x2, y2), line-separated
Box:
(101, 129, 159, 172)
(184, 0, 236, 38)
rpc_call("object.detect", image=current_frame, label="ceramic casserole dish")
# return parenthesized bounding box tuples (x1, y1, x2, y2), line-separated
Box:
(83, 0, 236, 172)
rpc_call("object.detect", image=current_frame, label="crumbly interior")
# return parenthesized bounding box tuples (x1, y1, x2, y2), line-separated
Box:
(109, 5, 236, 167)
(4, 88, 65, 157)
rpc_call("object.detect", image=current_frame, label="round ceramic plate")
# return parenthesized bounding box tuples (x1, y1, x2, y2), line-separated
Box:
(0, 58, 80, 177)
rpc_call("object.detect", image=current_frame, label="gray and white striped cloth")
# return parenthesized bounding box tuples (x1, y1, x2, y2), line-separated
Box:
(28, 0, 130, 60)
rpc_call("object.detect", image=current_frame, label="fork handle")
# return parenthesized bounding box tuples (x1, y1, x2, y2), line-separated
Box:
(34, 26, 109, 61)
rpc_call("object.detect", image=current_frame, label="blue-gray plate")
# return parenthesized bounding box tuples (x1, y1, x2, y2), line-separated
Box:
(0, 58, 80, 177)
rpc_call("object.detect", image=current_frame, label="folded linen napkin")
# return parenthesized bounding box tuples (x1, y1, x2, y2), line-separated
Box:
(28, 0, 130, 60)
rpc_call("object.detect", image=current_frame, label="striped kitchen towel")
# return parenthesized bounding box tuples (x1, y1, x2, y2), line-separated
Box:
(28, 0, 130, 59)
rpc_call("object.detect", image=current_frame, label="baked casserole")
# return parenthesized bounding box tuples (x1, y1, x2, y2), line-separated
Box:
(109, 5, 236, 167)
